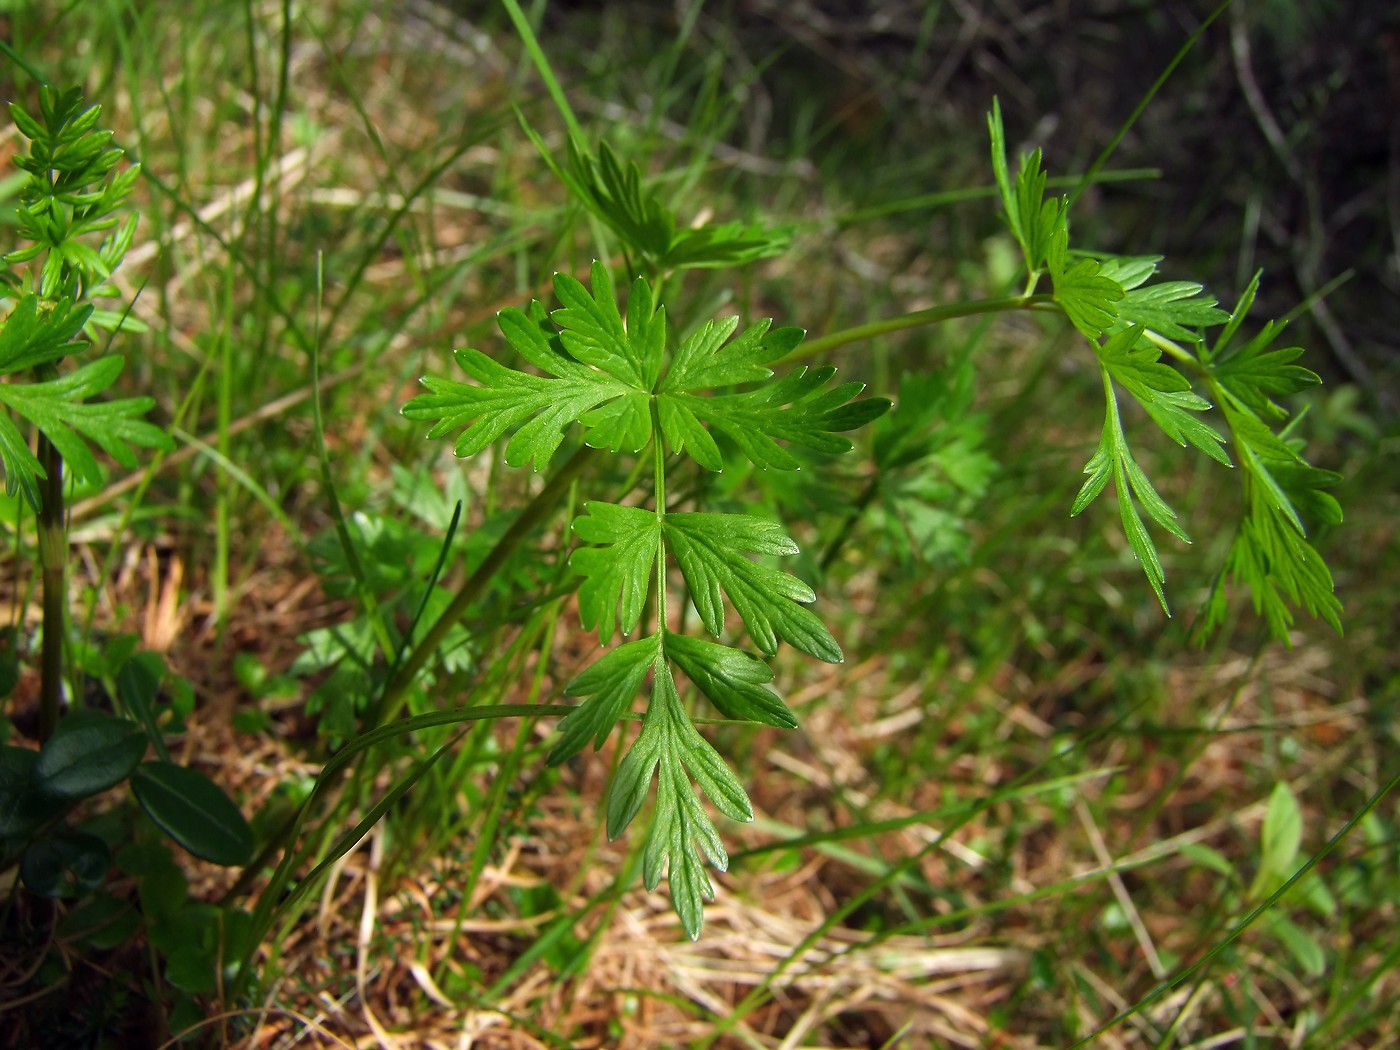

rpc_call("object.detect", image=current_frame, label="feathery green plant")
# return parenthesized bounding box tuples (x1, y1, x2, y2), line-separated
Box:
(987, 100, 1341, 638)
(0, 86, 171, 738)
(404, 260, 888, 936)
(1, 89, 254, 1039)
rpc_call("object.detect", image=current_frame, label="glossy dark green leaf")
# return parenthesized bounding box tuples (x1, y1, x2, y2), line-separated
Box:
(570, 502, 659, 642)
(131, 761, 253, 866)
(34, 709, 147, 800)
(606, 665, 751, 939)
(0, 745, 64, 838)
(21, 829, 110, 897)
(664, 632, 795, 728)
(552, 635, 660, 764)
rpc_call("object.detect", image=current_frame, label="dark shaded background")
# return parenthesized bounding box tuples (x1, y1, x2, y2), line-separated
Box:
(527, 0, 1398, 413)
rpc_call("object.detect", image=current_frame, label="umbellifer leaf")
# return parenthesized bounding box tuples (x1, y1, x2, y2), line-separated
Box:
(607, 662, 752, 940)
(663, 511, 843, 662)
(570, 502, 660, 642)
(552, 635, 661, 765)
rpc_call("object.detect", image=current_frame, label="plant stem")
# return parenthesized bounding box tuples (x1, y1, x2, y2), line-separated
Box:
(819, 473, 882, 573)
(652, 409, 668, 632)
(35, 390, 66, 743)
(377, 444, 599, 724)
(784, 294, 1057, 362)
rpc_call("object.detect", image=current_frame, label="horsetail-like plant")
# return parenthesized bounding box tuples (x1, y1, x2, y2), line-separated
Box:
(0, 86, 172, 739)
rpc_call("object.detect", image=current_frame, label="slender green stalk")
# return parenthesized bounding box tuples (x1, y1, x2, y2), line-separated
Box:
(1067, 0, 1233, 208)
(652, 408, 668, 630)
(499, 0, 586, 142)
(785, 294, 1057, 362)
(35, 428, 65, 743)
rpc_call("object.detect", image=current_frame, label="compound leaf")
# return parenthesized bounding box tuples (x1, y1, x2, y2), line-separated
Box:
(570, 501, 661, 642)
(607, 663, 751, 939)
(663, 511, 841, 662)
(0, 355, 172, 510)
(664, 631, 795, 728)
(566, 139, 791, 271)
(1048, 229, 1124, 339)
(661, 363, 888, 472)
(0, 294, 90, 373)
(552, 634, 661, 764)
(1115, 280, 1229, 343)
(403, 262, 659, 471)
(1196, 281, 1341, 641)
(1073, 370, 1188, 614)
(1095, 326, 1229, 465)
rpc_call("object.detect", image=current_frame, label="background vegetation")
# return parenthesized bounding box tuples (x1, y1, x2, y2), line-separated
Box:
(1, 0, 1396, 1046)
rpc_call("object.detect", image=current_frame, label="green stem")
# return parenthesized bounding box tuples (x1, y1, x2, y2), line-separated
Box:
(36, 430, 65, 743)
(652, 409, 668, 632)
(377, 444, 599, 724)
(819, 473, 881, 573)
(1142, 329, 1206, 372)
(499, 0, 585, 143)
(785, 294, 1057, 362)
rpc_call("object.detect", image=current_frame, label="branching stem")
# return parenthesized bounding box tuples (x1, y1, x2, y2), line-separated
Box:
(784, 294, 1057, 362)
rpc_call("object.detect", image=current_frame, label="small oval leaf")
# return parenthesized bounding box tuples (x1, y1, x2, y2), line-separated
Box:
(21, 829, 111, 897)
(131, 761, 253, 867)
(0, 745, 64, 838)
(34, 710, 147, 800)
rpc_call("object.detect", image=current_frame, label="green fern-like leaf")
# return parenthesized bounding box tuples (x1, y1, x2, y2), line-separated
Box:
(407, 262, 886, 935)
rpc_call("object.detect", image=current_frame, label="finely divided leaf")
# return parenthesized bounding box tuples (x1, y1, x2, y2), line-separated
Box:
(0, 356, 172, 510)
(1208, 483, 1341, 640)
(1073, 372, 1189, 613)
(664, 219, 793, 271)
(664, 631, 796, 728)
(567, 139, 790, 271)
(607, 663, 752, 939)
(987, 100, 1066, 278)
(664, 511, 842, 662)
(1014, 150, 1062, 273)
(1048, 230, 1124, 339)
(570, 501, 660, 641)
(1096, 255, 1162, 291)
(1095, 327, 1229, 465)
(552, 635, 661, 764)
(0, 294, 90, 373)
(661, 364, 889, 472)
(1115, 281, 1229, 343)
(657, 320, 870, 472)
(552, 263, 661, 389)
(403, 263, 660, 471)
(1213, 329, 1320, 421)
(568, 139, 675, 263)
(987, 99, 1020, 248)
(1195, 288, 1341, 641)
(664, 316, 782, 392)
